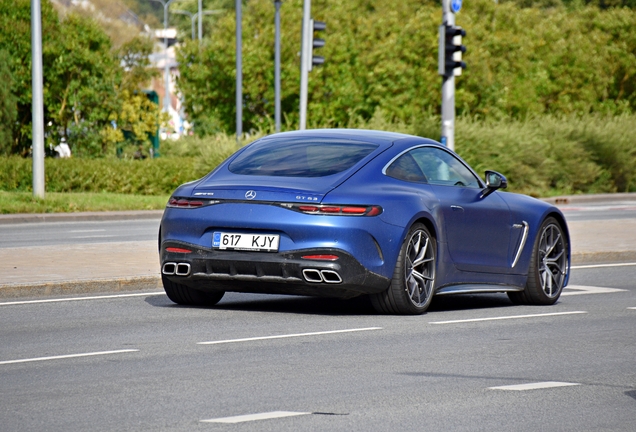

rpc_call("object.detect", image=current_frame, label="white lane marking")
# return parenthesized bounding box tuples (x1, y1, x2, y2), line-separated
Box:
(201, 411, 311, 424)
(561, 205, 636, 212)
(561, 285, 627, 296)
(71, 235, 117, 239)
(489, 381, 580, 391)
(0, 349, 139, 366)
(628, 307, 636, 310)
(69, 229, 106, 233)
(572, 262, 636, 269)
(0, 292, 165, 307)
(429, 311, 587, 325)
(198, 327, 383, 345)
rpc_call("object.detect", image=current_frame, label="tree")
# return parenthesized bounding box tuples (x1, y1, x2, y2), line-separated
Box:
(0, 49, 17, 154)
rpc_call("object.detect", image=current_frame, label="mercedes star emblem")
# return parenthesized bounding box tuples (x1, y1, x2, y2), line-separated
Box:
(245, 190, 257, 200)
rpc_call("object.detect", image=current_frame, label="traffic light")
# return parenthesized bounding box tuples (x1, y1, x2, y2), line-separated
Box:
(309, 19, 326, 71)
(438, 24, 466, 77)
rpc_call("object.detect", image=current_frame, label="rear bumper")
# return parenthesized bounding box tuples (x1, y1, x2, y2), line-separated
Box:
(160, 241, 390, 299)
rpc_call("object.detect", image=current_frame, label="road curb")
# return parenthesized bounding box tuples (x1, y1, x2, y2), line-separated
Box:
(1, 250, 634, 300)
(542, 192, 636, 205)
(0, 276, 162, 300)
(0, 210, 164, 225)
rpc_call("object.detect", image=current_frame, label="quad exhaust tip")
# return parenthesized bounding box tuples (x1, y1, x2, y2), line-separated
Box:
(302, 269, 342, 284)
(162, 262, 191, 276)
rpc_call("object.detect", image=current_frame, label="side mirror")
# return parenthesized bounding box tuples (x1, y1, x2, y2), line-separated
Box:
(481, 170, 507, 198)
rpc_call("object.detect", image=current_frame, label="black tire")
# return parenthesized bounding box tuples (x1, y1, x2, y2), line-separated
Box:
(162, 275, 225, 306)
(508, 217, 568, 305)
(371, 223, 436, 315)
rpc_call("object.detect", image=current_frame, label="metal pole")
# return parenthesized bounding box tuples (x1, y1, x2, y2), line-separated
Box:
(299, 0, 311, 130)
(274, 1, 282, 133)
(163, 3, 171, 113)
(235, 0, 242, 141)
(31, 0, 45, 198)
(441, 0, 455, 151)
(198, 0, 203, 40)
(173, 10, 195, 39)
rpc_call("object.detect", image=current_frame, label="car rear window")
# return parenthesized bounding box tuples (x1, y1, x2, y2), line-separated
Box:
(228, 139, 379, 177)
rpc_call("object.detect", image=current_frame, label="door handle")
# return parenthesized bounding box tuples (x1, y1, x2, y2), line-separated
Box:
(451, 205, 464, 212)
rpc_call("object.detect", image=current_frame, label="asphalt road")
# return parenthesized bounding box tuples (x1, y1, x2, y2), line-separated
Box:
(0, 219, 160, 248)
(1, 264, 634, 431)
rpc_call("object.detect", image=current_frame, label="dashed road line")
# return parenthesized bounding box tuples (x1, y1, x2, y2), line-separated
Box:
(198, 327, 383, 345)
(561, 285, 627, 296)
(201, 411, 311, 424)
(429, 311, 587, 325)
(489, 381, 580, 391)
(628, 307, 636, 310)
(0, 349, 139, 366)
(0, 292, 165, 307)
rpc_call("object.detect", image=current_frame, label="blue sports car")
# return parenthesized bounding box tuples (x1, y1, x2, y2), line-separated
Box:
(159, 129, 570, 314)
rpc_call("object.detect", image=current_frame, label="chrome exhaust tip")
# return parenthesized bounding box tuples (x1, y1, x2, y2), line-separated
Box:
(162, 262, 176, 275)
(321, 270, 342, 284)
(302, 269, 323, 283)
(175, 263, 191, 276)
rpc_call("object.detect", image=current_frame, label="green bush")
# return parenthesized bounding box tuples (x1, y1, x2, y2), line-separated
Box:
(0, 157, 206, 195)
(2, 114, 635, 197)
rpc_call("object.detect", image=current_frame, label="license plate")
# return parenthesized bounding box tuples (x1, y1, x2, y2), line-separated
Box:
(213, 232, 280, 252)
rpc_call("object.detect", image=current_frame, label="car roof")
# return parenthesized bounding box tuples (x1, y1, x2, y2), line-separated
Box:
(259, 128, 417, 146)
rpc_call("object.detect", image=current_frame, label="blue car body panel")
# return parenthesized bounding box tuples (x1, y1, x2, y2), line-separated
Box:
(160, 129, 570, 299)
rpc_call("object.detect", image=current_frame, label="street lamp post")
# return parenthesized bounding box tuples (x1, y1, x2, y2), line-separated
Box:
(150, 0, 178, 113)
(31, 0, 45, 198)
(274, 1, 282, 133)
(173, 9, 224, 40)
(173, 10, 195, 40)
(236, 0, 242, 141)
(195, 10, 223, 40)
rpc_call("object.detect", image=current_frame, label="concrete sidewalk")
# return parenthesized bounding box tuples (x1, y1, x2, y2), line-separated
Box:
(1, 196, 636, 299)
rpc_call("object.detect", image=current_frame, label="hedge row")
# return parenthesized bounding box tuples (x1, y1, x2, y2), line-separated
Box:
(2, 115, 635, 197)
(0, 157, 208, 195)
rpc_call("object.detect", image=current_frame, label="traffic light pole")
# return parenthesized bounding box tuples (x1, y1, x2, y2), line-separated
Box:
(441, 0, 455, 151)
(299, 0, 311, 130)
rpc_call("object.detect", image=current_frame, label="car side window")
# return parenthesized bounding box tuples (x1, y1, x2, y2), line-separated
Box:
(409, 147, 481, 188)
(385, 152, 428, 183)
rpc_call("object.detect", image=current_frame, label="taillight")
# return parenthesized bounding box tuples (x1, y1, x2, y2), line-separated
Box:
(167, 197, 214, 209)
(283, 203, 383, 216)
(301, 255, 339, 261)
(166, 247, 192, 253)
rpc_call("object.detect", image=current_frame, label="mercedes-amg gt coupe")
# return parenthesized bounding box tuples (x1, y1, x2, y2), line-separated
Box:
(159, 129, 570, 314)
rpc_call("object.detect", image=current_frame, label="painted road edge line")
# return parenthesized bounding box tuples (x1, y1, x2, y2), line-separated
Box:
(0, 292, 165, 306)
(0, 349, 139, 366)
(571, 262, 636, 269)
(489, 381, 580, 391)
(561, 285, 627, 296)
(628, 307, 636, 310)
(429, 311, 587, 325)
(198, 327, 383, 345)
(201, 411, 311, 424)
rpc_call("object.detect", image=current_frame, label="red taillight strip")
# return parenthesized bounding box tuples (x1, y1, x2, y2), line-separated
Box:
(166, 247, 192, 253)
(167, 198, 216, 209)
(284, 203, 382, 216)
(301, 255, 339, 261)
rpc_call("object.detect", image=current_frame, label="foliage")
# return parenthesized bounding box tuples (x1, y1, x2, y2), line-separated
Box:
(0, 191, 168, 214)
(0, 0, 163, 157)
(0, 156, 205, 195)
(177, 0, 636, 133)
(0, 49, 17, 154)
(3, 114, 635, 197)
